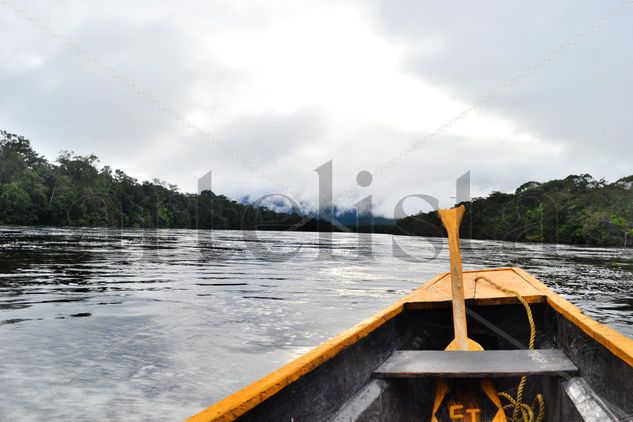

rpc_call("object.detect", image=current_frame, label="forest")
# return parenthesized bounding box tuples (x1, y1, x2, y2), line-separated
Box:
(1, 130, 632, 246)
(392, 175, 633, 247)
(0, 131, 334, 232)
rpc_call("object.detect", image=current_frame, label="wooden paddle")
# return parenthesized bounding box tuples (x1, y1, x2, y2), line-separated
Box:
(431, 205, 506, 422)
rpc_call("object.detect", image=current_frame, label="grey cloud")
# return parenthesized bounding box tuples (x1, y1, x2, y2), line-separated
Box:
(127, 108, 329, 203)
(371, 0, 633, 180)
(215, 108, 329, 164)
(0, 7, 232, 167)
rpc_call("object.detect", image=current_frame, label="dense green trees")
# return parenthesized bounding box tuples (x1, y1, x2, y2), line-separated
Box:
(393, 174, 633, 247)
(0, 131, 332, 231)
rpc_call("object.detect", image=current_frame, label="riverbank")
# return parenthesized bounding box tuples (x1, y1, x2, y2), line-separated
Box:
(2, 130, 632, 247)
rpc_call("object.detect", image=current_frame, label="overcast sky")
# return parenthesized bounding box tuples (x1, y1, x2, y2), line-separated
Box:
(1, 1, 632, 217)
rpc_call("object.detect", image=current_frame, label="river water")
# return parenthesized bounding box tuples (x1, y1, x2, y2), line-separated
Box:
(0, 227, 632, 421)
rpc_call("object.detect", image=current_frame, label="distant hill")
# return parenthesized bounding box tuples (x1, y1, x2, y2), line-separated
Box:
(307, 207, 394, 231)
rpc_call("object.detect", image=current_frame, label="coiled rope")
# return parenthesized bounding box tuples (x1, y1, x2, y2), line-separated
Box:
(475, 276, 545, 422)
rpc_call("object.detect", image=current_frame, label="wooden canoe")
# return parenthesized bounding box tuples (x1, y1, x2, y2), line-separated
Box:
(188, 268, 633, 421)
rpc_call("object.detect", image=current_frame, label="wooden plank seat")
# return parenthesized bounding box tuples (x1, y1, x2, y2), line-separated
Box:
(374, 349, 578, 378)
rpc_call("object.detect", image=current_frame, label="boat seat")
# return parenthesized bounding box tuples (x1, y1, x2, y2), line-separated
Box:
(374, 349, 578, 378)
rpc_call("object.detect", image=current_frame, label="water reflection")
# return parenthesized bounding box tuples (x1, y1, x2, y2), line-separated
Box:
(0, 226, 632, 421)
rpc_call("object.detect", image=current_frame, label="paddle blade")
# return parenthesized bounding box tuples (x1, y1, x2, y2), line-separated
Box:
(432, 379, 506, 422)
(438, 205, 466, 234)
(445, 337, 484, 352)
(432, 339, 506, 421)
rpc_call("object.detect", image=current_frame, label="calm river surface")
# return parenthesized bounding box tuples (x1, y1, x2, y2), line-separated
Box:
(1, 227, 632, 421)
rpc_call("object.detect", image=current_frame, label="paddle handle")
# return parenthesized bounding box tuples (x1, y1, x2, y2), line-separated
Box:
(438, 205, 469, 351)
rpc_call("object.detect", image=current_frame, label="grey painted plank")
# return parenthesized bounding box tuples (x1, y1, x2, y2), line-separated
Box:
(374, 349, 578, 378)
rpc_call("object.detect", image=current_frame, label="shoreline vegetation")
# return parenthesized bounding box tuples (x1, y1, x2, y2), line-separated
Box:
(1, 130, 632, 247)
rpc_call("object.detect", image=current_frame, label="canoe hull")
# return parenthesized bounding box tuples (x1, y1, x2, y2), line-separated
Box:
(188, 268, 633, 421)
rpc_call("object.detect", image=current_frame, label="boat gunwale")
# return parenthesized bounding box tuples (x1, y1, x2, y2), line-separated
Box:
(513, 267, 633, 368)
(187, 267, 633, 421)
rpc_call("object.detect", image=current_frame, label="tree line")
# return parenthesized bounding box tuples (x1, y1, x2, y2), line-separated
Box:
(391, 174, 633, 247)
(0, 131, 334, 231)
(2, 130, 632, 247)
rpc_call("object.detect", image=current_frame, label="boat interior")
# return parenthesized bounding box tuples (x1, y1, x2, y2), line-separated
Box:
(189, 268, 633, 422)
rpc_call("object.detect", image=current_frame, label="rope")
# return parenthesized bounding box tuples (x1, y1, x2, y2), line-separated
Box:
(475, 276, 546, 422)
